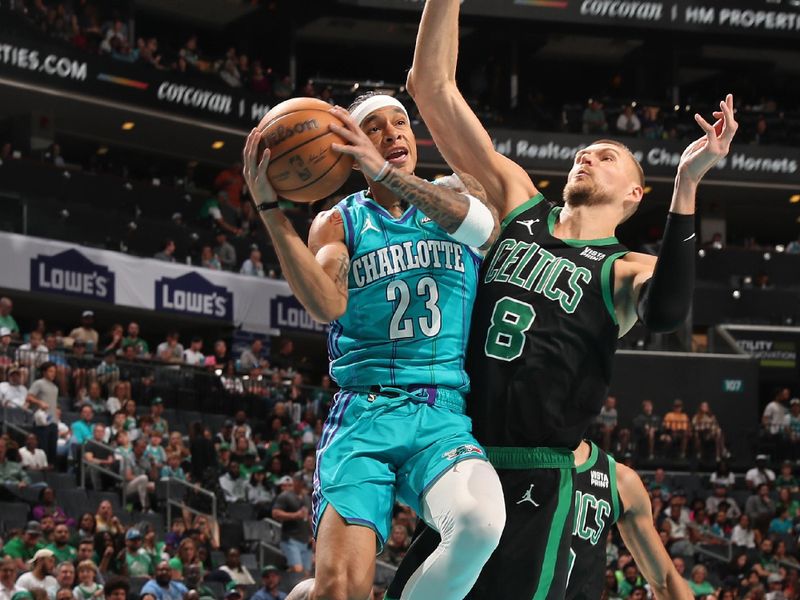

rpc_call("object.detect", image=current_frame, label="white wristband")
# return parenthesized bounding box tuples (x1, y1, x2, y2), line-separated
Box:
(451, 194, 495, 248)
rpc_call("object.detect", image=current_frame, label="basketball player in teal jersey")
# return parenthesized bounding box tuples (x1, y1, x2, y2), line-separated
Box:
(242, 95, 506, 600)
(406, 1, 738, 598)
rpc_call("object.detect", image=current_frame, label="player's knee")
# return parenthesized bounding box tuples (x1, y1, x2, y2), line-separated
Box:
(313, 573, 371, 600)
(451, 498, 505, 555)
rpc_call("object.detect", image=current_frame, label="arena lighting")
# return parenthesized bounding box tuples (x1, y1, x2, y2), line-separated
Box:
(121, 121, 135, 130)
(538, 180, 550, 189)
(674, 105, 680, 112)
(776, 244, 786, 253)
(697, 249, 706, 258)
(97, 146, 109, 155)
(643, 186, 652, 194)
(763, 252, 772, 261)
(732, 290, 741, 299)
(631, 101, 637, 108)
(685, 105, 691, 112)
(211, 141, 225, 149)
(790, 194, 800, 203)
(215, 369, 222, 376)
(243, 375, 250, 380)
(351, 83, 360, 91)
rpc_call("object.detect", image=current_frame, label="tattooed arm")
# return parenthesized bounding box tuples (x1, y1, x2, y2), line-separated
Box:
(327, 106, 500, 251)
(255, 208, 349, 323)
(381, 170, 500, 251)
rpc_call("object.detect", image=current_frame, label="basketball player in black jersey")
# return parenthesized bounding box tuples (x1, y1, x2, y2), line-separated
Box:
(406, 1, 738, 598)
(385, 441, 692, 600)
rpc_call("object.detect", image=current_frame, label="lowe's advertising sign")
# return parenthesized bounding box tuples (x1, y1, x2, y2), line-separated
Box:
(30, 248, 115, 302)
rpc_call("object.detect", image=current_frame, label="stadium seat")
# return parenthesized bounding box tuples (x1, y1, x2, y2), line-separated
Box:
(27, 471, 45, 484)
(44, 471, 76, 490)
(240, 553, 258, 572)
(227, 503, 256, 521)
(57, 488, 88, 519)
(220, 521, 245, 551)
(0, 502, 30, 529)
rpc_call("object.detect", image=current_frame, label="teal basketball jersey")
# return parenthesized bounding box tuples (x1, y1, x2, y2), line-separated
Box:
(328, 190, 481, 392)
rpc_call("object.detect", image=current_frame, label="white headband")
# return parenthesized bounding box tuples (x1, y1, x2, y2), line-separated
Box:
(349, 94, 409, 126)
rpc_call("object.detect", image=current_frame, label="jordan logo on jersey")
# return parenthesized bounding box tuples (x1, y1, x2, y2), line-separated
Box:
(516, 484, 541, 507)
(590, 471, 609, 488)
(516, 219, 540, 235)
(361, 216, 380, 234)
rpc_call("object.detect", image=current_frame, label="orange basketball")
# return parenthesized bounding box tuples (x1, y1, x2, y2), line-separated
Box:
(258, 97, 354, 203)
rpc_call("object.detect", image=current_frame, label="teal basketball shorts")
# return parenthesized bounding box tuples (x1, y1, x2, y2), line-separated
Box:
(311, 386, 487, 550)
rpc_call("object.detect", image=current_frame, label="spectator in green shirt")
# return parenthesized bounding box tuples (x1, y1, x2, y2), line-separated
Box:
(0, 437, 31, 501)
(4, 522, 45, 571)
(45, 524, 76, 564)
(0, 298, 19, 339)
(122, 322, 150, 358)
(687, 564, 715, 597)
(122, 529, 154, 578)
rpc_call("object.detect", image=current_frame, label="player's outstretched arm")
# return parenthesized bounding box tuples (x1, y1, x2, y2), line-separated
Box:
(616, 464, 694, 600)
(243, 128, 349, 323)
(616, 95, 738, 335)
(329, 107, 500, 251)
(407, 0, 535, 215)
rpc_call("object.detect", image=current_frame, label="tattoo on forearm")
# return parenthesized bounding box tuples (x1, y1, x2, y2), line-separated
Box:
(334, 254, 350, 293)
(381, 168, 471, 233)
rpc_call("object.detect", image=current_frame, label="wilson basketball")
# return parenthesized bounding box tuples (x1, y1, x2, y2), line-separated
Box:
(258, 97, 354, 203)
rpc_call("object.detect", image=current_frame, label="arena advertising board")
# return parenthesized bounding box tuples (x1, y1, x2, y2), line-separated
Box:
(720, 325, 800, 383)
(0, 13, 271, 128)
(414, 126, 800, 185)
(0, 232, 322, 336)
(341, 0, 800, 37)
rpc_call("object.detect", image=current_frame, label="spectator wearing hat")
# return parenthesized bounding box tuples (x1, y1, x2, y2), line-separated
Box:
(766, 573, 786, 600)
(149, 399, 169, 437)
(251, 566, 286, 600)
(245, 467, 274, 518)
(746, 455, 776, 489)
(240, 246, 265, 278)
(0, 298, 20, 339)
(222, 582, 242, 600)
(15, 549, 57, 596)
(0, 557, 21, 600)
(69, 312, 99, 352)
(140, 561, 187, 600)
(271, 475, 312, 576)
(1, 368, 28, 410)
(4, 523, 45, 571)
(122, 529, 154, 578)
(218, 549, 254, 586)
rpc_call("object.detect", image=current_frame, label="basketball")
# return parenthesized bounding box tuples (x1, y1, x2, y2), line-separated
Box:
(258, 97, 354, 203)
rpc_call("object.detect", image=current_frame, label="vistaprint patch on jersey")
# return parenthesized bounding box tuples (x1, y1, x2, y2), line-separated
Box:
(442, 444, 484, 460)
(590, 470, 609, 488)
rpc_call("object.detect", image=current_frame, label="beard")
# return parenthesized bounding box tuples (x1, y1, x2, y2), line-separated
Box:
(562, 177, 613, 207)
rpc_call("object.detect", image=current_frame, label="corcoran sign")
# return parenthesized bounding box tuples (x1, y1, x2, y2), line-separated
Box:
(340, 0, 800, 37)
(0, 11, 271, 127)
(413, 125, 800, 185)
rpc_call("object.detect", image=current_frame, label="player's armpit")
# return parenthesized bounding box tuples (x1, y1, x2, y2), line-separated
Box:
(616, 465, 694, 600)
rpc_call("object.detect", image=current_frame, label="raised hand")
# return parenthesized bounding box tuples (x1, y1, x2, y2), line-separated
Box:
(242, 128, 278, 206)
(328, 106, 387, 181)
(678, 93, 738, 185)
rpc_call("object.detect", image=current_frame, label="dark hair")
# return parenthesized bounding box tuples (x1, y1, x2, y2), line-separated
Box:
(39, 361, 56, 374)
(104, 577, 130, 596)
(347, 91, 382, 113)
(162, 238, 174, 250)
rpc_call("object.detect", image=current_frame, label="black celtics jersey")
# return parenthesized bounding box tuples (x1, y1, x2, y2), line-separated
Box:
(566, 442, 622, 600)
(466, 194, 629, 449)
